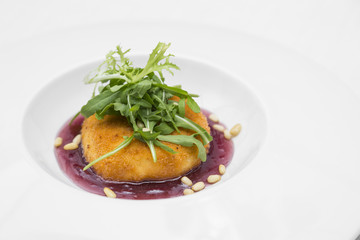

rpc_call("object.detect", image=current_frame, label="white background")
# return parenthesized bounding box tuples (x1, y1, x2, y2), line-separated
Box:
(1, 1, 360, 239)
(1, 0, 360, 95)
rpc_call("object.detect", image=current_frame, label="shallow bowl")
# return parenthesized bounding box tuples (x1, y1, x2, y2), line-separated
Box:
(22, 55, 267, 197)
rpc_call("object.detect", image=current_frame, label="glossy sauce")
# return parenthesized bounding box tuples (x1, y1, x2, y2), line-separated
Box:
(55, 110, 234, 199)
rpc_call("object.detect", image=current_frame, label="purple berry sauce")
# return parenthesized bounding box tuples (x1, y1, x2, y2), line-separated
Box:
(54, 110, 234, 200)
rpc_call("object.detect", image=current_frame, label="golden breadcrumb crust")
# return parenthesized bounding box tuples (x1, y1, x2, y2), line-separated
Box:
(81, 97, 210, 182)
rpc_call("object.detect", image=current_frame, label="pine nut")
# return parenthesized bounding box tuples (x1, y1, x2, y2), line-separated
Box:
(181, 176, 193, 186)
(142, 127, 150, 132)
(213, 124, 225, 132)
(230, 123, 242, 137)
(64, 142, 78, 150)
(224, 130, 232, 140)
(104, 187, 116, 198)
(219, 164, 226, 175)
(72, 134, 82, 145)
(207, 174, 221, 184)
(192, 182, 205, 192)
(137, 121, 145, 128)
(209, 114, 219, 123)
(183, 189, 194, 195)
(54, 137, 63, 147)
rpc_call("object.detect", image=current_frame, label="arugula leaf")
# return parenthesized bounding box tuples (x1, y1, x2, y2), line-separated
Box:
(81, 90, 121, 118)
(157, 135, 207, 162)
(154, 122, 174, 135)
(186, 97, 200, 113)
(153, 140, 177, 154)
(178, 98, 186, 117)
(137, 130, 161, 141)
(113, 102, 127, 115)
(129, 104, 140, 112)
(131, 98, 152, 108)
(149, 73, 162, 84)
(143, 93, 155, 106)
(132, 80, 152, 97)
(95, 103, 114, 120)
(174, 115, 213, 145)
(153, 83, 190, 98)
(153, 95, 179, 132)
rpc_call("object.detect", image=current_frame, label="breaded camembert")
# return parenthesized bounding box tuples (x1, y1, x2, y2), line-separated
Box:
(81, 101, 210, 182)
(77, 43, 213, 182)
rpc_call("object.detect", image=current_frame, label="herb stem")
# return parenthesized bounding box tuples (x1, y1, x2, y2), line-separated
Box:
(85, 73, 130, 84)
(92, 82, 98, 97)
(147, 140, 157, 162)
(69, 111, 80, 126)
(83, 134, 135, 170)
(145, 108, 157, 162)
(127, 95, 139, 131)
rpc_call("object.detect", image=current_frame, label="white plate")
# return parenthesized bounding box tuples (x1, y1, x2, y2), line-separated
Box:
(1, 21, 360, 240)
(22, 56, 267, 191)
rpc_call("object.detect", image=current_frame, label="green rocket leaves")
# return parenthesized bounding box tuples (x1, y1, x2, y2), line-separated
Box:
(80, 43, 212, 170)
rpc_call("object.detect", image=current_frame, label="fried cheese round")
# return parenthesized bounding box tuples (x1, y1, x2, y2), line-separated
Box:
(81, 101, 210, 182)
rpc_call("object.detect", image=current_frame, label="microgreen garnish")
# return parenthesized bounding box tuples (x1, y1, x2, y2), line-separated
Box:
(80, 42, 212, 171)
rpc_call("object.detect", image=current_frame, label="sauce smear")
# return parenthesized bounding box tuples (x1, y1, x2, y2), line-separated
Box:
(55, 110, 233, 200)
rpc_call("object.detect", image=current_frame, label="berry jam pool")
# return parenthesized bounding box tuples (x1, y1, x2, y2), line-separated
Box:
(55, 110, 234, 200)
